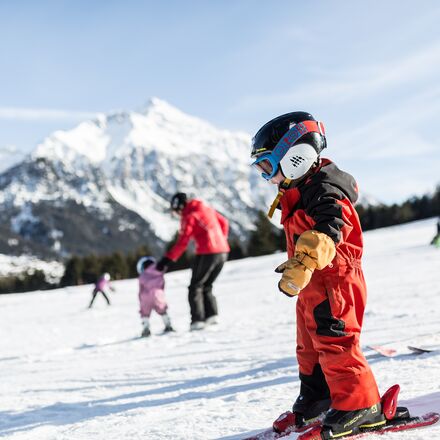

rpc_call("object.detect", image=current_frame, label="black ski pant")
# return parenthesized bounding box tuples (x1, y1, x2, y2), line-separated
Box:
(88, 288, 111, 308)
(188, 253, 228, 323)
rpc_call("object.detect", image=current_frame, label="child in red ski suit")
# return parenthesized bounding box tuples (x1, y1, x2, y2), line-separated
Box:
(250, 112, 384, 438)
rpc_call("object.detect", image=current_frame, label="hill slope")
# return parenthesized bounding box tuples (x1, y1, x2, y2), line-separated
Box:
(0, 218, 439, 439)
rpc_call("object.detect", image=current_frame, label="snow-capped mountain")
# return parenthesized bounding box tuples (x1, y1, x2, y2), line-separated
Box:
(0, 98, 276, 260)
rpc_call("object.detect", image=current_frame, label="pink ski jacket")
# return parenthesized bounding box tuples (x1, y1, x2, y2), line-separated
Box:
(95, 277, 110, 291)
(138, 265, 165, 297)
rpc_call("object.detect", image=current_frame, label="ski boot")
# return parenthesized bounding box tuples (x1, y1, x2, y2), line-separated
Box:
(141, 317, 151, 338)
(273, 395, 331, 434)
(141, 326, 151, 337)
(161, 313, 175, 333)
(190, 321, 205, 331)
(163, 324, 175, 333)
(320, 402, 386, 438)
(205, 315, 219, 326)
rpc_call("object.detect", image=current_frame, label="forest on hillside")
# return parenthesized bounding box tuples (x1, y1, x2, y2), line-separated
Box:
(1, 185, 439, 294)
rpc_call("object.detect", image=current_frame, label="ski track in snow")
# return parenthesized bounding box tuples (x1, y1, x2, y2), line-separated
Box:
(1, 218, 440, 440)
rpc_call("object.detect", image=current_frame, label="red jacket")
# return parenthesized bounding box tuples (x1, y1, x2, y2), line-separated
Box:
(166, 199, 230, 261)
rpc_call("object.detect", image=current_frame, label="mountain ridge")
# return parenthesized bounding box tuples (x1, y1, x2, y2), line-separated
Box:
(0, 98, 274, 261)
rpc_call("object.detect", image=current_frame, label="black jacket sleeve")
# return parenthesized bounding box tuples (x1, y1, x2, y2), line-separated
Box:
(301, 181, 346, 244)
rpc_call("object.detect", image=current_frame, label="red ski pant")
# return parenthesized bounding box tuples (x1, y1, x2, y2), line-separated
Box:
(296, 260, 380, 411)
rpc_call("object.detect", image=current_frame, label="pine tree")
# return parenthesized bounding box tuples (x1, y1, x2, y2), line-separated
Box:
(247, 211, 280, 256)
(60, 256, 84, 286)
(102, 252, 129, 280)
(228, 239, 247, 260)
(82, 254, 102, 284)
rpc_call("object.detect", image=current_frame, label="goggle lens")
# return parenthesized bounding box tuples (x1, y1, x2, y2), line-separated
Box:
(252, 155, 278, 180)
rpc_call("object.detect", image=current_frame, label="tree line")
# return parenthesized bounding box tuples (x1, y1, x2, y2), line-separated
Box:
(1, 186, 439, 294)
(356, 186, 440, 231)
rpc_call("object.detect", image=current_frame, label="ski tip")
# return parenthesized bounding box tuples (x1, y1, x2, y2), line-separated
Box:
(421, 412, 440, 422)
(368, 345, 397, 357)
(297, 425, 323, 440)
(407, 345, 434, 354)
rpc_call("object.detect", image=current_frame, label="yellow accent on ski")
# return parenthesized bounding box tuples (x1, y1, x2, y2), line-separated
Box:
(359, 419, 387, 429)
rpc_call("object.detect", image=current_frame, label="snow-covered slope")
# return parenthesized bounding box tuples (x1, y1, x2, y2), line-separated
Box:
(0, 218, 439, 440)
(0, 98, 276, 260)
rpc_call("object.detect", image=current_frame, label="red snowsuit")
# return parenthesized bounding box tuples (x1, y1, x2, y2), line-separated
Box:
(280, 159, 380, 411)
(166, 199, 230, 261)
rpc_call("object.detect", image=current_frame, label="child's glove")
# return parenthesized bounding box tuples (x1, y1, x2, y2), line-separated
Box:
(275, 230, 336, 297)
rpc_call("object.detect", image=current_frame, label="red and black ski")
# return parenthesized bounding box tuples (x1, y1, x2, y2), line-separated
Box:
(298, 385, 439, 439)
(242, 411, 323, 440)
(297, 411, 439, 439)
(242, 385, 439, 440)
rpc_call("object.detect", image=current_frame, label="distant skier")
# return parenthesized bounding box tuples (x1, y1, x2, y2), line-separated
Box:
(137, 256, 174, 337)
(88, 273, 114, 308)
(250, 112, 384, 438)
(431, 217, 440, 247)
(156, 193, 230, 331)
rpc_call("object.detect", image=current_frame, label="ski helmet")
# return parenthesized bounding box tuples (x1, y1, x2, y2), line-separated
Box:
(170, 192, 187, 212)
(251, 111, 326, 181)
(136, 256, 156, 275)
(103, 272, 111, 281)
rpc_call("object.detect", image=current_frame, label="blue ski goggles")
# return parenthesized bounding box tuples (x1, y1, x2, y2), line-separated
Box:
(251, 120, 324, 180)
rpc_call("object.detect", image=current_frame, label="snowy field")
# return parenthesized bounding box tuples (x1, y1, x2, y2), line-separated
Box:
(1, 218, 440, 440)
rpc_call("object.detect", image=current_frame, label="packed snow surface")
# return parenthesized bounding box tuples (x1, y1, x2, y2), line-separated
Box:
(1, 218, 440, 440)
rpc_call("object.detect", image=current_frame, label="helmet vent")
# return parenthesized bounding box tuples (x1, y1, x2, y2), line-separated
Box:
(290, 156, 306, 167)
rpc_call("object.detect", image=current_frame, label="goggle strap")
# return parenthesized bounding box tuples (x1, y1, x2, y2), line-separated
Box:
(271, 120, 324, 163)
(267, 178, 292, 218)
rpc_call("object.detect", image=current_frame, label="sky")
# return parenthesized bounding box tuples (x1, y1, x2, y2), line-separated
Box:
(1, 0, 440, 203)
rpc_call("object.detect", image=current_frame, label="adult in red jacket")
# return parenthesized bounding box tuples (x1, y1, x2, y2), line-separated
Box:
(156, 193, 230, 330)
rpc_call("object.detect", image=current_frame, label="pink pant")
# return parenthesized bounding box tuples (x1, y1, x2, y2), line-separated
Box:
(139, 290, 167, 318)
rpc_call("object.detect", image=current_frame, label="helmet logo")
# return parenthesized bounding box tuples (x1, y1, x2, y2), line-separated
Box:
(290, 156, 306, 168)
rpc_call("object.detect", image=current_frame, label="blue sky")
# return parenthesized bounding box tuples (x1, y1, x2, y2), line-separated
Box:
(1, 0, 439, 203)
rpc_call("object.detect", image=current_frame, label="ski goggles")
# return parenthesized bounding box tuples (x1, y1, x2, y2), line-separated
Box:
(251, 120, 325, 180)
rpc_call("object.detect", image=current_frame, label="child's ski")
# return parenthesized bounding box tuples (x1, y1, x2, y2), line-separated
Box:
(242, 385, 440, 440)
(407, 345, 439, 354)
(368, 344, 440, 357)
(296, 411, 439, 439)
(368, 345, 397, 357)
(242, 412, 322, 440)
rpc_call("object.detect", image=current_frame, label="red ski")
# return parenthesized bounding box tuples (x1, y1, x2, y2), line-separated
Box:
(243, 385, 439, 440)
(242, 411, 323, 440)
(297, 385, 439, 439)
(368, 345, 397, 357)
(297, 411, 439, 439)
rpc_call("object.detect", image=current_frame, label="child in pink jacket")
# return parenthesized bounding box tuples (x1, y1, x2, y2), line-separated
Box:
(88, 273, 115, 308)
(137, 256, 174, 337)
